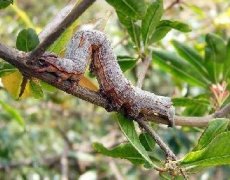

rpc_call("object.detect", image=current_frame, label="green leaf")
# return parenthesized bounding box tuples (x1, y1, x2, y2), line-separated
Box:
(117, 56, 137, 72)
(116, 113, 154, 167)
(224, 38, 230, 78)
(40, 81, 56, 92)
(127, 23, 141, 49)
(48, 20, 78, 55)
(186, 4, 205, 18)
(142, 0, 163, 46)
(172, 40, 209, 78)
(150, 26, 171, 43)
(205, 33, 226, 63)
(150, 20, 191, 43)
(152, 50, 208, 87)
(139, 132, 155, 152)
(172, 98, 209, 107)
(204, 33, 226, 82)
(0, 63, 17, 77)
(29, 80, 44, 99)
(48, 28, 73, 55)
(93, 142, 146, 165)
(0, 0, 13, 9)
(117, 11, 133, 27)
(93, 131, 158, 166)
(0, 99, 25, 127)
(180, 132, 230, 170)
(183, 103, 209, 116)
(16, 28, 39, 52)
(117, 11, 141, 48)
(106, 0, 146, 19)
(161, 20, 191, 32)
(193, 119, 229, 151)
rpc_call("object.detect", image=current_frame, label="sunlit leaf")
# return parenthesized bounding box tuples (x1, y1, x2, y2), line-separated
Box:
(49, 20, 78, 56)
(180, 132, 230, 170)
(11, 3, 37, 30)
(1, 70, 31, 99)
(79, 76, 98, 91)
(142, 0, 163, 45)
(193, 119, 229, 151)
(16, 28, 39, 52)
(186, 4, 206, 18)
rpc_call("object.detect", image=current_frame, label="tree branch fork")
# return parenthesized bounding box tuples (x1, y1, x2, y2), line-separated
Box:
(0, 1, 229, 178)
(0, 42, 229, 127)
(0, 0, 229, 127)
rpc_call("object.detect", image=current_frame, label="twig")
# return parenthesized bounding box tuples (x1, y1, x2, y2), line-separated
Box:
(135, 118, 177, 160)
(214, 103, 230, 118)
(29, 0, 96, 59)
(113, 35, 129, 48)
(135, 118, 188, 179)
(165, 0, 181, 11)
(1, 42, 230, 127)
(61, 143, 69, 180)
(136, 55, 151, 88)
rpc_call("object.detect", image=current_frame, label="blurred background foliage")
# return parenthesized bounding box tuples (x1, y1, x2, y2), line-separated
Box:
(0, 0, 230, 179)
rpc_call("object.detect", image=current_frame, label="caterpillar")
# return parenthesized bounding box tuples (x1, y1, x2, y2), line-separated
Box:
(37, 30, 175, 126)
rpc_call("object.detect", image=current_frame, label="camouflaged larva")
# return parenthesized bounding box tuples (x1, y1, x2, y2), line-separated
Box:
(45, 29, 175, 126)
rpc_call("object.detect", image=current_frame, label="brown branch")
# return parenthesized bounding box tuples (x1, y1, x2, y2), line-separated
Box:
(0, 43, 108, 108)
(165, 0, 181, 11)
(29, 0, 96, 59)
(0, 0, 230, 129)
(1, 42, 230, 127)
(135, 118, 188, 179)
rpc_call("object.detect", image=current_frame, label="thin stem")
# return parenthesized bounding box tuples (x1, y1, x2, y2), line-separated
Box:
(136, 55, 151, 88)
(29, 0, 96, 59)
(165, 0, 181, 11)
(135, 118, 177, 160)
(135, 118, 189, 179)
(0, 42, 230, 127)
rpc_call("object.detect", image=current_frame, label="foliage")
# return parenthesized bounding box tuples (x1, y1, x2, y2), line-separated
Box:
(0, 0, 230, 179)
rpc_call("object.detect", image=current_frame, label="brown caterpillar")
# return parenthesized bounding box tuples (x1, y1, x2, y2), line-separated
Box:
(37, 30, 175, 126)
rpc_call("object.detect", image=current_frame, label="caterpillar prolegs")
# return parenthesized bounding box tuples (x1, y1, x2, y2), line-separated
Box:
(37, 30, 175, 126)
